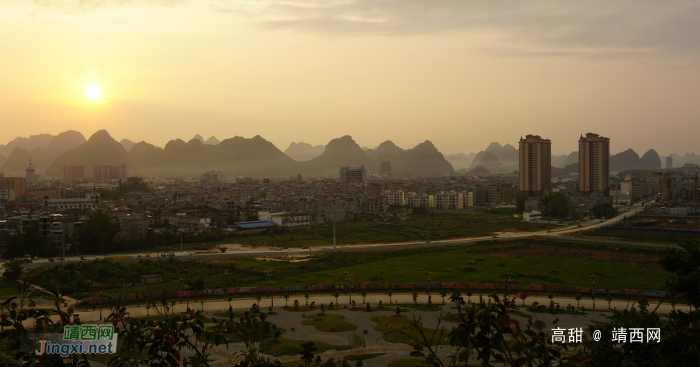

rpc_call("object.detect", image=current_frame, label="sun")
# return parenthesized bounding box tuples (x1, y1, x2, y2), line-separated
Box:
(83, 82, 102, 101)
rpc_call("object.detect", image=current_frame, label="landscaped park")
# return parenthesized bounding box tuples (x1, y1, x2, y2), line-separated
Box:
(1, 210, 697, 366)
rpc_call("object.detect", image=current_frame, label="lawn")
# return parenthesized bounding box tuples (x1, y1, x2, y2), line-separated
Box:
(580, 227, 698, 244)
(20, 237, 671, 304)
(372, 315, 451, 346)
(349, 306, 410, 312)
(300, 313, 357, 332)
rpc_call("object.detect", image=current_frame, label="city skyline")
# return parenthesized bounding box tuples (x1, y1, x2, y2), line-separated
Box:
(1, 0, 698, 155)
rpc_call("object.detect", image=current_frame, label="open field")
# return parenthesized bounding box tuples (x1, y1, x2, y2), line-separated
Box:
(574, 227, 699, 244)
(122, 209, 551, 253)
(14, 238, 672, 303)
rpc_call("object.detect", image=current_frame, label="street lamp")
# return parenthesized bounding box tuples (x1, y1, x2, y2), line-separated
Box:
(344, 271, 348, 295)
(178, 278, 185, 304)
(91, 283, 97, 311)
(98, 291, 104, 321)
(590, 274, 597, 310)
(348, 278, 353, 305)
(186, 286, 191, 313)
(504, 271, 512, 298)
(424, 270, 433, 305)
(269, 280, 274, 309)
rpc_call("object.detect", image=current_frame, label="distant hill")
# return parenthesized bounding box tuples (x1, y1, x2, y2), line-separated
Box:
(1, 134, 55, 157)
(298, 136, 370, 175)
(45, 130, 134, 177)
(120, 139, 135, 152)
(470, 165, 490, 174)
(444, 152, 476, 170)
(610, 149, 640, 172)
(639, 149, 661, 169)
(561, 162, 579, 175)
(560, 151, 578, 168)
(470, 151, 505, 173)
(284, 142, 326, 161)
(364, 140, 454, 175)
(0, 147, 51, 176)
(46, 130, 86, 158)
(469, 142, 517, 172)
(129, 141, 164, 172)
(551, 154, 568, 168)
(204, 136, 220, 145)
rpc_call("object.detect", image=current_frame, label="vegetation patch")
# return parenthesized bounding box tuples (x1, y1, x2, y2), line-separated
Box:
(300, 313, 357, 332)
(371, 315, 450, 346)
(343, 353, 386, 361)
(387, 359, 434, 367)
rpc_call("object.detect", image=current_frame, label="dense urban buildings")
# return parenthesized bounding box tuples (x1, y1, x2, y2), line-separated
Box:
(0, 177, 27, 197)
(339, 166, 367, 184)
(579, 133, 610, 196)
(93, 164, 127, 181)
(61, 165, 85, 180)
(202, 171, 224, 182)
(518, 134, 551, 198)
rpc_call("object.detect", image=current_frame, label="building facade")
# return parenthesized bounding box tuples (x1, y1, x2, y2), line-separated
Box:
(339, 166, 367, 184)
(46, 192, 100, 210)
(26, 159, 36, 184)
(0, 177, 26, 197)
(518, 134, 551, 198)
(93, 164, 127, 181)
(202, 171, 224, 182)
(579, 133, 610, 196)
(666, 157, 673, 169)
(61, 165, 85, 180)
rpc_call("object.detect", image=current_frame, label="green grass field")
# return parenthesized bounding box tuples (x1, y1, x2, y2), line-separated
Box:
(583, 227, 698, 244)
(18, 237, 672, 304)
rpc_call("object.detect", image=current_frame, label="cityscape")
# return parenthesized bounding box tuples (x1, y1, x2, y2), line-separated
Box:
(1, 0, 698, 366)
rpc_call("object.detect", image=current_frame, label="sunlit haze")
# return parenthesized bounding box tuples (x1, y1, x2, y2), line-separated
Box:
(1, 0, 698, 154)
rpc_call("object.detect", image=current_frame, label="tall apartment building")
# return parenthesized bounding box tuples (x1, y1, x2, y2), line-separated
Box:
(0, 177, 26, 197)
(339, 166, 367, 184)
(26, 159, 36, 184)
(93, 164, 127, 181)
(518, 135, 551, 198)
(666, 157, 673, 169)
(579, 133, 610, 196)
(61, 165, 85, 180)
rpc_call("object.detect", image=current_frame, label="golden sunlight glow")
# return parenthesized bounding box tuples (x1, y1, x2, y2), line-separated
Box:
(83, 83, 102, 101)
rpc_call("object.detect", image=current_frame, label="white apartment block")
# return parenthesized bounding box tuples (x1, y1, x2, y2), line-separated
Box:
(406, 194, 434, 208)
(46, 192, 100, 210)
(383, 191, 406, 206)
(270, 212, 311, 227)
(161, 213, 211, 229)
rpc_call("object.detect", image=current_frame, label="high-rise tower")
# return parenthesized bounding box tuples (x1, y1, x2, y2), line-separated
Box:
(579, 133, 610, 196)
(518, 135, 551, 197)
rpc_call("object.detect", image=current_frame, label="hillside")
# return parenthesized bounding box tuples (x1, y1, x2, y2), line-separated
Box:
(44, 130, 134, 178)
(284, 142, 326, 161)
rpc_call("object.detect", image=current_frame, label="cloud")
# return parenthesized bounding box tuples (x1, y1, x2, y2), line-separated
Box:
(22, 0, 700, 59)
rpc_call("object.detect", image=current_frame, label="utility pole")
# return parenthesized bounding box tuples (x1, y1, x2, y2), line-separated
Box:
(333, 203, 336, 249)
(91, 283, 97, 311)
(504, 271, 512, 298)
(590, 274, 597, 310)
(178, 278, 185, 304)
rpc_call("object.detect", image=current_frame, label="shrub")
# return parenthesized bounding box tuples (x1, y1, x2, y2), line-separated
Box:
(363, 330, 368, 334)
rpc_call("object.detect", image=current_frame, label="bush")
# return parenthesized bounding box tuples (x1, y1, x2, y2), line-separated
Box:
(363, 330, 368, 334)
(291, 327, 295, 331)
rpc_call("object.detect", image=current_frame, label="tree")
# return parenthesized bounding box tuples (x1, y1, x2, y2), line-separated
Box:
(515, 195, 528, 214)
(1, 260, 24, 282)
(657, 239, 700, 308)
(305, 293, 310, 306)
(605, 295, 613, 309)
(228, 296, 233, 308)
(284, 293, 290, 307)
(541, 192, 570, 218)
(412, 291, 418, 304)
(591, 202, 618, 219)
(466, 291, 472, 303)
(78, 211, 121, 253)
(300, 341, 317, 367)
(360, 290, 367, 304)
(333, 291, 340, 305)
(145, 303, 151, 316)
(387, 290, 393, 304)
(256, 295, 262, 306)
(294, 300, 299, 310)
(575, 294, 582, 307)
(517, 292, 528, 305)
(200, 299, 204, 311)
(347, 331, 366, 356)
(439, 290, 447, 304)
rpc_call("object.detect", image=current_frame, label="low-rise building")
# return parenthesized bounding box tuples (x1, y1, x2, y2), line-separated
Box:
(270, 212, 311, 227)
(161, 212, 211, 229)
(46, 192, 100, 210)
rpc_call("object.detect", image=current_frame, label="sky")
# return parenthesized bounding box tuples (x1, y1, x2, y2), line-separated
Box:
(1, 0, 698, 156)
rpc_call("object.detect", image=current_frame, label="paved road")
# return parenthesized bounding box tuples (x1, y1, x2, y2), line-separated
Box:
(49, 291, 680, 324)
(22, 207, 659, 270)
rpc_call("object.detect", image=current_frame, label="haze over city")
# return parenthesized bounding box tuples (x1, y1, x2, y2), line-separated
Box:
(1, 0, 698, 155)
